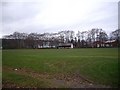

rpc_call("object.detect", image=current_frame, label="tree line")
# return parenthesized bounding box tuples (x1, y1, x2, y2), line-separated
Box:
(2, 28, 120, 49)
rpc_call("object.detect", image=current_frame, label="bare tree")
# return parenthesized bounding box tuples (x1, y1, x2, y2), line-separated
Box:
(76, 31, 81, 47)
(110, 29, 120, 47)
(58, 31, 65, 43)
(110, 29, 120, 41)
(80, 31, 88, 47)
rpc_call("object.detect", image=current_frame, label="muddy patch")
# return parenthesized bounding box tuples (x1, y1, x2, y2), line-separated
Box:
(2, 66, 111, 88)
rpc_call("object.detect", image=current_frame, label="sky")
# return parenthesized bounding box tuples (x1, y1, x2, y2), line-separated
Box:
(0, 0, 119, 38)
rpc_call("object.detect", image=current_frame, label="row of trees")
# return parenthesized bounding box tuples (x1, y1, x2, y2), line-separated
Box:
(2, 28, 120, 49)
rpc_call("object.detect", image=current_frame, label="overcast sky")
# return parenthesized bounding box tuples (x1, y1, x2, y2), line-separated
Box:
(1, 0, 119, 38)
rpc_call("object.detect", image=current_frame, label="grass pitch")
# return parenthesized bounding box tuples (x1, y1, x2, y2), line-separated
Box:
(2, 48, 118, 88)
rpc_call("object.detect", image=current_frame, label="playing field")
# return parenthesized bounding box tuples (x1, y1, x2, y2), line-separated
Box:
(2, 48, 118, 88)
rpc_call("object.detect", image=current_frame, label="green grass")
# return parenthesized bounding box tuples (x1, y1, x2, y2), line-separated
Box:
(2, 48, 119, 87)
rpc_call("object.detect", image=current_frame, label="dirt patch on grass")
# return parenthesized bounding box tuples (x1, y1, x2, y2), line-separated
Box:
(2, 66, 111, 88)
(2, 80, 20, 88)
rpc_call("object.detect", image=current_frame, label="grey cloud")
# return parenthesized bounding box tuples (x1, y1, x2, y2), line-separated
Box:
(1, 0, 118, 37)
(2, 2, 43, 23)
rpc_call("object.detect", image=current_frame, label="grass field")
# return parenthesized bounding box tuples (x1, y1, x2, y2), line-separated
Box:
(2, 48, 118, 88)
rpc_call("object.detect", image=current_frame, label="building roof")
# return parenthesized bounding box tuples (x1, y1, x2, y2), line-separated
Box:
(105, 40, 116, 43)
